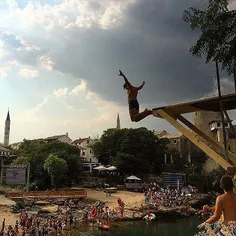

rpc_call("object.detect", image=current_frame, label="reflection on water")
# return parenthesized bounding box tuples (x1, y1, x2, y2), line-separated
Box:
(70, 216, 203, 236)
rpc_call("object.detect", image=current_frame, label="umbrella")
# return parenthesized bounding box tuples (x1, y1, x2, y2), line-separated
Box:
(93, 165, 107, 171)
(106, 166, 117, 171)
(126, 175, 141, 181)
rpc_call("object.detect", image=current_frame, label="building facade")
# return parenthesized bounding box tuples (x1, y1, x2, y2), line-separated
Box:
(155, 130, 191, 155)
(10, 133, 72, 150)
(43, 133, 72, 144)
(72, 137, 98, 163)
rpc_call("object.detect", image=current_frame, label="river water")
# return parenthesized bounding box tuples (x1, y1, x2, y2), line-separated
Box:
(71, 216, 203, 236)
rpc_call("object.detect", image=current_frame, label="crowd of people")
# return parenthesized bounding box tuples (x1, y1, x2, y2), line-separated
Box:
(0, 175, 235, 235)
(0, 199, 78, 236)
(83, 197, 125, 226)
(144, 182, 199, 209)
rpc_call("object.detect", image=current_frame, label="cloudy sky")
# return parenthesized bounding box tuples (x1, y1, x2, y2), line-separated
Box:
(0, 0, 235, 144)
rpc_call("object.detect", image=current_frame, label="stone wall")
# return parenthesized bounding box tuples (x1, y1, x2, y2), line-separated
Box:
(193, 111, 221, 141)
(194, 111, 222, 173)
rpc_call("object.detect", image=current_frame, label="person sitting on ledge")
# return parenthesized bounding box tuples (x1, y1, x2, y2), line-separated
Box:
(118, 70, 152, 122)
(200, 175, 236, 227)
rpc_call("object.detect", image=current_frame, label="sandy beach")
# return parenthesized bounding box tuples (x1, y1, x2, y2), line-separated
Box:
(0, 195, 18, 227)
(0, 189, 144, 226)
(85, 188, 144, 209)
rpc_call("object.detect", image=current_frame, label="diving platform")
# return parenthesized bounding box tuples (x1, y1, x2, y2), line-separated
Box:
(153, 93, 236, 172)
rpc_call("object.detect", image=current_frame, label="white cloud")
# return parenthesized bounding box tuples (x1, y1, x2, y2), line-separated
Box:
(0, 40, 7, 59)
(0, 60, 17, 78)
(38, 56, 54, 71)
(70, 79, 87, 95)
(18, 68, 39, 78)
(0, 31, 41, 77)
(1, 0, 135, 31)
(53, 87, 69, 98)
(12, 80, 132, 142)
(203, 77, 235, 98)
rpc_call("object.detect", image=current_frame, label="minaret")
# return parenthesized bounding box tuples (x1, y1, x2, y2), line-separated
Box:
(4, 109, 11, 146)
(116, 113, 121, 129)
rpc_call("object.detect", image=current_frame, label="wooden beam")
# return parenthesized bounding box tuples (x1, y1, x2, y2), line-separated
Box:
(155, 109, 233, 170)
(177, 115, 236, 166)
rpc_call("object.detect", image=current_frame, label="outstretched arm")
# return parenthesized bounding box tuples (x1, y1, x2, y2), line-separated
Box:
(137, 81, 145, 90)
(118, 70, 131, 87)
(205, 197, 223, 224)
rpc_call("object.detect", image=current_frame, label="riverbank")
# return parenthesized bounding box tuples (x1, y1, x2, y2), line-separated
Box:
(0, 188, 212, 227)
(85, 188, 211, 221)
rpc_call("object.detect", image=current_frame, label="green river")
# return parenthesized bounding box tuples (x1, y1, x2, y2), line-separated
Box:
(72, 216, 203, 236)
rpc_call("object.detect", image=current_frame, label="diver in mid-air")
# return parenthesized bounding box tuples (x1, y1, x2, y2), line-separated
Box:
(119, 70, 152, 122)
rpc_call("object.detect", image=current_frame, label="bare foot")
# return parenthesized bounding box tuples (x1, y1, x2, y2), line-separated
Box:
(145, 109, 153, 115)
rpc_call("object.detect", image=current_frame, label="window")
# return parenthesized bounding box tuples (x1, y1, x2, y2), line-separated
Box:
(217, 122, 221, 127)
(173, 139, 177, 144)
(87, 140, 90, 144)
(82, 152, 85, 156)
(90, 150, 92, 153)
(225, 123, 228, 127)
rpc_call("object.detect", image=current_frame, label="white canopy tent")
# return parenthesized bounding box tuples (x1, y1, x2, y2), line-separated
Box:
(93, 165, 107, 171)
(126, 175, 141, 181)
(106, 166, 117, 171)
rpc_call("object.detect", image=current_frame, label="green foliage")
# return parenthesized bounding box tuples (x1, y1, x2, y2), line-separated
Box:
(91, 128, 168, 174)
(14, 140, 82, 189)
(12, 156, 30, 165)
(111, 152, 150, 174)
(44, 154, 68, 188)
(183, 0, 236, 74)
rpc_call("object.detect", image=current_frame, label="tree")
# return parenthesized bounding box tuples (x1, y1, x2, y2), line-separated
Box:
(14, 140, 82, 188)
(91, 128, 169, 174)
(44, 154, 68, 188)
(183, 0, 236, 75)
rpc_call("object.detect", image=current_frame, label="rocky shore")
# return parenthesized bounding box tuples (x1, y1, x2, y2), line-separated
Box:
(0, 188, 213, 228)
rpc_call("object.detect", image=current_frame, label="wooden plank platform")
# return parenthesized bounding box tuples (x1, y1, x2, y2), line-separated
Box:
(7, 189, 87, 199)
(153, 93, 236, 118)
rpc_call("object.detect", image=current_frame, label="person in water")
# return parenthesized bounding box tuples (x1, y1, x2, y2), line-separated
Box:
(200, 175, 236, 227)
(118, 70, 152, 122)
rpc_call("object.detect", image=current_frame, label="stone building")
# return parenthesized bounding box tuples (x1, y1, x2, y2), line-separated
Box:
(193, 111, 222, 140)
(0, 144, 11, 156)
(43, 133, 72, 144)
(193, 110, 236, 172)
(10, 133, 72, 150)
(72, 137, 98, 163)
(155, 130, 192, 156)
(155, 110, 236, 171)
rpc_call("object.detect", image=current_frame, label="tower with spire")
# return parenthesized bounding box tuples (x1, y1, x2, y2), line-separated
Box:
(4, 109, 11, 146)
(116, 113, 121, 129)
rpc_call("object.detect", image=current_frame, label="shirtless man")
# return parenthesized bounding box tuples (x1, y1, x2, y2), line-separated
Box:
(118, 70, 152, 122)
(200, 175, 236, 227)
